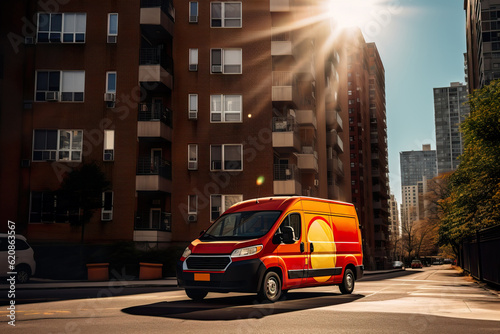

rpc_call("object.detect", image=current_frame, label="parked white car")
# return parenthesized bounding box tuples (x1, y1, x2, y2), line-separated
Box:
(0, 233, 36, 283)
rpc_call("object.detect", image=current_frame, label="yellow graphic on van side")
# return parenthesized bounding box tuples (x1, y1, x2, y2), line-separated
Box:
(308, 218, 336, 282)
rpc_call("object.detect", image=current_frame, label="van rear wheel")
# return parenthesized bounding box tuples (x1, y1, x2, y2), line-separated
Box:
(339, 268, 355, 294)
(258, 271, 282, 303)
(185, 289, 208, 301)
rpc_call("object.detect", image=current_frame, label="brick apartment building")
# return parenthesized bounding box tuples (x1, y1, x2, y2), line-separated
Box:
(0, 1, 389, 271)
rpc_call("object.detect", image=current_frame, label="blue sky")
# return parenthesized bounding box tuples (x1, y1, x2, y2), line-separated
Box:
(355, 0, 467, 204)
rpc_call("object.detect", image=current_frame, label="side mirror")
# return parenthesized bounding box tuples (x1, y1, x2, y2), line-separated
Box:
(282, 226, 296, 244)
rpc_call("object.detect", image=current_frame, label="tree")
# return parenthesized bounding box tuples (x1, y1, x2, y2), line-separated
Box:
(57, 162, 111, 243)
(439, 80, 500, 251)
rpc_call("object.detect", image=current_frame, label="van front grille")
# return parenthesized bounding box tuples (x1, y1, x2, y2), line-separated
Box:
(185, 255, 231, 271)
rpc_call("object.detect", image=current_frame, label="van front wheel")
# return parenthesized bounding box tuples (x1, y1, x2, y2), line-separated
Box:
(258, 271, 282, 302)
(185, 289, 208, 301)
(339, 268, 355, 294)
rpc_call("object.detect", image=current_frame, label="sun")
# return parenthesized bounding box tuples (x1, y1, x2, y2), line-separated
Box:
(327, 0, 389, 31)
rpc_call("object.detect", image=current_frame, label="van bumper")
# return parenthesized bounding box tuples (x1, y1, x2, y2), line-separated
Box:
(176, 258, 267, 293)
(355, 265, 364, 279)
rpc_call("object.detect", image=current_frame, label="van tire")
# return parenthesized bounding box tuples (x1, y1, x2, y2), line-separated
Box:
(185, 289, 208, 301)
(258, 271, 282, 303)
(339, 268, 355, 294)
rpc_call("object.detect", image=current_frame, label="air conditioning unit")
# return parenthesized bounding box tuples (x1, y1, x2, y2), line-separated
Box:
(104, 92, 116, 102)
(188, 111, 198, 120)
(45, 91, 59, 102)
(25, 36, 35, 45)
(189, 64, 198, 72)
(189, 15, 198, 23)
(104, 150, 114, 161)
(211, 65, 222, 73)
(101, 211, 113, 221)
(107, 35, 117, 44)
(188, 161, 198, 170)
(187, 214, 197, 222)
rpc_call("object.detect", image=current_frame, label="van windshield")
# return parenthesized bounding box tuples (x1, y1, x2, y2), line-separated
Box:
(201, 211, 281, 240)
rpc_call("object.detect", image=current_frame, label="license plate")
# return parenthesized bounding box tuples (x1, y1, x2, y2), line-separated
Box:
(194, 273, 210, 281)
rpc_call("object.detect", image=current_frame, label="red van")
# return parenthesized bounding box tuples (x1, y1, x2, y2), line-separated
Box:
(176, 196, 363, 302)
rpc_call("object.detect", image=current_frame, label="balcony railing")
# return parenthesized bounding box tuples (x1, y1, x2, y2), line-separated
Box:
(272, 116, 298, 132)
(137, 156, 172, 179)
(138, 102, 173, 127)
(135, 211, 171, 231)
(273, 164, 299, 181)
(140, 0, 175, 21)
(140, 47, 173, 74)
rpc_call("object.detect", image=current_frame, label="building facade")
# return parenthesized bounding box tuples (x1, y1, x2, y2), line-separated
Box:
(399, 145, 437, 226)
(1, 1, 388, 272)
(464, 0, 500, 93)
(433, 82, 469, 175)
(344, 31, 390, 269)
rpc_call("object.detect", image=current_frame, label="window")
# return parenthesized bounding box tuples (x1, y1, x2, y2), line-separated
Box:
(189, 2, 198, 23)
(188, 144, 198, 170)
(106, 72, 116, 93)
(211, 48, 242, 74)
(35, 70, 85, 102)
(189, 49, 198, 71)
(211, 2, 242, 28)
(210, 194, 243, 220)
(188, 94, 198, 119)
(37, 13, 86, 43)
(107, 13, 118, 43)
(103, 130, 114, 161)
(211, 95, 242, 122)
(33, 129, 83, 162)
(279, 213, 301, 241)
(210, 144, 243, 171)
(101, 191, 113, 221)
(188, 195, 197, 214)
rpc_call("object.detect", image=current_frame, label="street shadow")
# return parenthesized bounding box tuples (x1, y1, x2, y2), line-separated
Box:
(358, 269, 422, 282)
(122, 291, 363, 321)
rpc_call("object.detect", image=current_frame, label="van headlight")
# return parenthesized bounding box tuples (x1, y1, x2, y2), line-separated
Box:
(181, 247, 192, 259)
(231, 245, 263, 258)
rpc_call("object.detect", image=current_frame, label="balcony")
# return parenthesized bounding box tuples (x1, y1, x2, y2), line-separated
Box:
(273, 164, 302, 195)
(270, 0, 292, 12)
(136, 156, 172, 192)
(271, 29, 293, 56)
(326, 130, 344, 153)
(328, 157, 344, 177)
(138, 103, 173, 141)
(140, 0, 174, 39)
(326, 111, 343, 132)
(139, 47, 173, 91)
(296, 150, 318, 172)
(134, 211, 172, 242)
(272, 116, 301, 153)
(295, 109, 317, 129)
(272, 71, 300, 107)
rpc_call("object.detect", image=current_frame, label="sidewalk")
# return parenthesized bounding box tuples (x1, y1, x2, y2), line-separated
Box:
(1, 268, 404, 290)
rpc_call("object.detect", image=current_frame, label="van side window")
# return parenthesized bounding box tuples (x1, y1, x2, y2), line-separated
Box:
(280, 213, 301, 241)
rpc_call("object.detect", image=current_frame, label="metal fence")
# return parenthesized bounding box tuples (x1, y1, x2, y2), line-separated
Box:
(460, 224, 500, 286)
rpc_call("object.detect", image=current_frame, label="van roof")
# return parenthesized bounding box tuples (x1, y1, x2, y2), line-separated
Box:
(224, 196, 354, 213)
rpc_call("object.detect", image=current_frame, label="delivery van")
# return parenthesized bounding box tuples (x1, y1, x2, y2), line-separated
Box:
(176, 196, 363, 302)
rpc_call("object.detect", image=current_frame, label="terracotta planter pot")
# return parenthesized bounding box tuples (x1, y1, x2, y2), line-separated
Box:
(139, 262, 163, 280)
(86, 263, 109, 281)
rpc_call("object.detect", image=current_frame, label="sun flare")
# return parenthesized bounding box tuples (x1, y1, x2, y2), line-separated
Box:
(327, 0, 389, 31)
